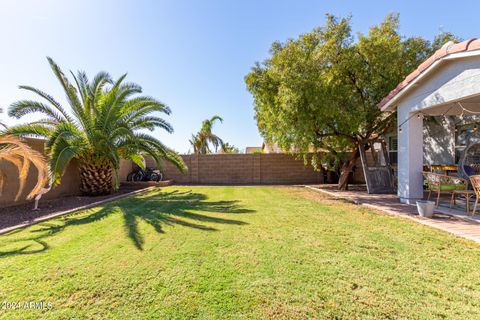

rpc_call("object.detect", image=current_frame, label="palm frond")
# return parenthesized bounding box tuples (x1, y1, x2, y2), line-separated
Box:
(121, 96, 171, 117)
(48, 134, 82, 186)
(18, 85, 72, 122)
(0, 136, 49, 200)
(130, 116, 173, 133)
(9, 100, 66, 122)
(46, 57, 86, 127)
(4, 123, 54, 138)
(45, 121, 83, 152)
(70, 71, 89, 104)
(90, 71, 112, 106)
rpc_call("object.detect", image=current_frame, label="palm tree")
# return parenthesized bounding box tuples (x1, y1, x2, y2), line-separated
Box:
(220, 142, 240, 154)
(0, 135, 49, 201)
(0, 107, 6, 128)
(190, 115, 224, 154)
(6, 57, 186, 196)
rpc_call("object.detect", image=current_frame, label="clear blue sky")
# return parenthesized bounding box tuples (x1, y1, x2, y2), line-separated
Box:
(1, 0, 479, 153)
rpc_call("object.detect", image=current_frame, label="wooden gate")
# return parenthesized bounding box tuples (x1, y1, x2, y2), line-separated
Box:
(359, 139, 395, 194)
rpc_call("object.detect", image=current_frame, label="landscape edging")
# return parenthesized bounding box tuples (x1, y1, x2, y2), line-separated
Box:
(0, 185, 164, 236)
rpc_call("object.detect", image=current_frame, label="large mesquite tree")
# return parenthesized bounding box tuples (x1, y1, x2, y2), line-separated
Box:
(246, 14, 456, 189)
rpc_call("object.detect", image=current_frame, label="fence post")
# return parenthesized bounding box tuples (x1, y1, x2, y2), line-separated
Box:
(253, 154, 261, 184)
(191, 154, 199, 184)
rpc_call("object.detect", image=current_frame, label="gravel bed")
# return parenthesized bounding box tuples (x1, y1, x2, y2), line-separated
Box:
(0, 184, 151, 230)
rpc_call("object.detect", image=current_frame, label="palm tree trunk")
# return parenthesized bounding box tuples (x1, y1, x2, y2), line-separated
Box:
(78, 156, 114, 196)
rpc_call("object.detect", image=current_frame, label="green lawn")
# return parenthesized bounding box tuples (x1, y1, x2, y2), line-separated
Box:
(1, 186, 480, 319)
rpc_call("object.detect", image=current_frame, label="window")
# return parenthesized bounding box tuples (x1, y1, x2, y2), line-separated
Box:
(388, 136, 398, 164)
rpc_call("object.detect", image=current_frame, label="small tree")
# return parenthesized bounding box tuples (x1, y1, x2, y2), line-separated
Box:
(245, 14, 457, 189)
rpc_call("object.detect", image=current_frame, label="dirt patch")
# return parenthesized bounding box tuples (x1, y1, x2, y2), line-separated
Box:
(0, 184, 153, 230)
(286, 186, 353, 206)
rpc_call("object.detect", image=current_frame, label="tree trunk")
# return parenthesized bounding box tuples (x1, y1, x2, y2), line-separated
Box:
(338, 146, 360, 191)
(78, 156, 114, 196)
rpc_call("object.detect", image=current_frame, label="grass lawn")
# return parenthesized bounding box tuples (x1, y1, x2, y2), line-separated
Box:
(1, 186, 480, 319)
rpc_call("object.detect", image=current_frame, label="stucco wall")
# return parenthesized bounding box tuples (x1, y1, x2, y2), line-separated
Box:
(398, 115, 480, 165)
(423, 116, 456, 164)
(385, 115, 480, 166)
(396, 56, 480, 113)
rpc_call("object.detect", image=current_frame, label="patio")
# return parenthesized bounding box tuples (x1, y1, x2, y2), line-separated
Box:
(379, 39, 480, 205)
(307, 184, 480, 243)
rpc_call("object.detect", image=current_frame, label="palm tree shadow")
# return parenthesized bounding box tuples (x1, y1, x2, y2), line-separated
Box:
(0, 190, 255, 256)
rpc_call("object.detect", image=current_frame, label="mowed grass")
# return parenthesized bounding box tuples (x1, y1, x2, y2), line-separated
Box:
(1, 186, 480, 319)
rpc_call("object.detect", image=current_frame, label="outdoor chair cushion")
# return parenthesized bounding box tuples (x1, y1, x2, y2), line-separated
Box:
(429, 184, 467, 191)
(464, 165, 476, 177)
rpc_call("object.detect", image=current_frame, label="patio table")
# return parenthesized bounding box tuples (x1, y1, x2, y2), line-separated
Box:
(450, 189, 475, 213)
(430, 164, 458, 176)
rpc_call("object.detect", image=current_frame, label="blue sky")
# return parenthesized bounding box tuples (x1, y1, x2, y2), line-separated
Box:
(1, 0, 479, 153)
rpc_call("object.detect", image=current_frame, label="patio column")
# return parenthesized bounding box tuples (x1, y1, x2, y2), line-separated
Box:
(397, 108, 423, 204)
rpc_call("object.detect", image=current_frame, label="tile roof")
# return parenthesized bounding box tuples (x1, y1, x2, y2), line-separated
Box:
(378, 39, 480, 109)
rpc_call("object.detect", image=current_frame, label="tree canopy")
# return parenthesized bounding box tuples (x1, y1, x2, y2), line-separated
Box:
(245, 13, 458, 189)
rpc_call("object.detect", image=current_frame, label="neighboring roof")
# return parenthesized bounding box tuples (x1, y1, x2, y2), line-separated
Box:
(261, 142, 283, 153)
(245, 146, 262, 154)
(379, 39, 480, 111)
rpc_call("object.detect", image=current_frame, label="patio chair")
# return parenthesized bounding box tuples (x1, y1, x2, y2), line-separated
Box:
(469, 175, 480, 215)
(423, 172, 468, 207)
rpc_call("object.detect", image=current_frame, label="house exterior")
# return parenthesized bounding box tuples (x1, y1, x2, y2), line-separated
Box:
(245, 143, 284, 153)
(262, 142, 283, 153)
(380, 39, 480, 204)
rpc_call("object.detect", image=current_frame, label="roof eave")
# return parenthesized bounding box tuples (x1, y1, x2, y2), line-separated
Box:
(380, 50, 480, 112)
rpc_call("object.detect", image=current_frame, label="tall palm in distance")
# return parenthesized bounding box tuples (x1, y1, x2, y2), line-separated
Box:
(190, 115, 224, 154)
(0, 107, 5, 128)
(6, 57, 186, 195)
(220, 142, 240, 154)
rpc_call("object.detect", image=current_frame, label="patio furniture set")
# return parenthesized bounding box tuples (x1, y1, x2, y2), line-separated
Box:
(423, 165, 480, 215)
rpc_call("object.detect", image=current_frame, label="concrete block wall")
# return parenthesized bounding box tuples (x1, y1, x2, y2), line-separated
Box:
(154, 153, 326, 185)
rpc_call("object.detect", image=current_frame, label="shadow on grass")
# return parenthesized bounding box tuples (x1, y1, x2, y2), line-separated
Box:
(0, 190, 254, 256)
